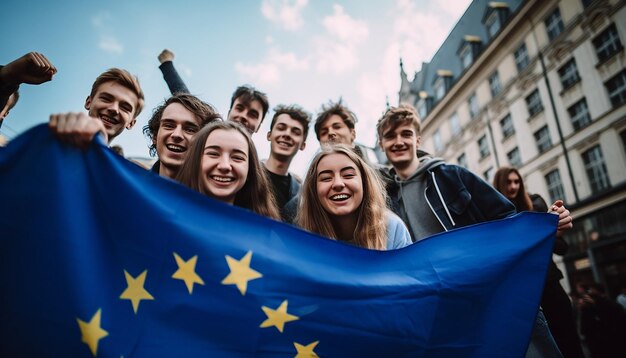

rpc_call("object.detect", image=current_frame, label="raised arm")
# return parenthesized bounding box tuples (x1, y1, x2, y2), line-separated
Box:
(0, 52, 56, 111)
(157, 49, 190, 95)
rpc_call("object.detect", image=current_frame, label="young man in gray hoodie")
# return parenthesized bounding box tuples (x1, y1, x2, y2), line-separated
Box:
(377, 104, 573, 357)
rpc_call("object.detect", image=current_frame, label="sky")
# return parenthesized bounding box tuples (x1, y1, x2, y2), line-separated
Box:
(2, 0, 472, 177)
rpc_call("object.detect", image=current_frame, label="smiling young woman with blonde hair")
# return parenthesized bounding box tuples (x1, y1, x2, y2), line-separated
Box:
(296, 144, 410, 250)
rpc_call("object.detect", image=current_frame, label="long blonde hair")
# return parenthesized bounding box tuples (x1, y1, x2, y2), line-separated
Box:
(296, 145, 387, 250)
(176, 121, 280, 220)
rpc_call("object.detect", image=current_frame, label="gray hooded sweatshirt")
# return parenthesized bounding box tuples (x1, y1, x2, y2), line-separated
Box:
(393, 156, 446, 242)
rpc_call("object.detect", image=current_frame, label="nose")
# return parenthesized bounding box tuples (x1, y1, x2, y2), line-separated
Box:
(392, 134, 403, 146)
(217, 155, 231, 172)
(107, 100, 120, 114)
(331, 175, 345, 191)
(171, 125, 184, 139)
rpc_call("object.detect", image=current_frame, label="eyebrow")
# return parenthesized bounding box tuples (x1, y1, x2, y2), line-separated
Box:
(204, 145, 248, 156)
(317, 166, 356, 177)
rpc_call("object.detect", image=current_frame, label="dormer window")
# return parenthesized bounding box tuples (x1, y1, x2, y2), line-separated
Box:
(434, 78, 446, 100)
(416, 91, 431, 119)
(482, 2, 510, 39)
(485, 12, 501, 38)
(458, 35, 482, 70)
(433, 70, 453, 101)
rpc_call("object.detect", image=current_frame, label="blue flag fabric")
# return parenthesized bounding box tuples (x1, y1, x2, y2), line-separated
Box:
(0, 125, 557, 357)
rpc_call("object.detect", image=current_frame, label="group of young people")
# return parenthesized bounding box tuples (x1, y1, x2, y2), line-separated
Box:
(2, 50, 578, 356)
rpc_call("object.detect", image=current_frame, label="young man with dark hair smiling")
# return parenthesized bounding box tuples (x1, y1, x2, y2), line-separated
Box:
(143, 93, 221, 179)
(263, 104, 310, 219)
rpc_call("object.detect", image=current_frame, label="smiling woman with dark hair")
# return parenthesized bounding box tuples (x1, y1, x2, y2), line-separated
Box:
(176, 121, 280, 220)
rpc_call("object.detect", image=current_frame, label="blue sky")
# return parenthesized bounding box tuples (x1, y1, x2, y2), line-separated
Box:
(2, 0, 470, 176)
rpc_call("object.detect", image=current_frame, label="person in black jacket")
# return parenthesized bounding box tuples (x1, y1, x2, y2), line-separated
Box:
(494, 167, 584, 358)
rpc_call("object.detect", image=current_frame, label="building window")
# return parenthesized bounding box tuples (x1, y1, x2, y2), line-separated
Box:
(468, 93, 479, 119)
(450, 112, 461, 136)
(486, 12, 501, 39)
(534, 125, 552, 153)
(514, 43, 530, 72)
(433, 129, 443, 152)
(434, 78, 446, 100)
(457, 153, 467, 168)
(460, 45, 473, 70)
(545, 8, 564, 41)
(417, 99, 428, 119)
(582, 145, 611, 194)
(507, 147, 522, 167)
(526, 89, 544, 117)
(558, 59, 581, 90)
(593, 24, 623, 63)
(489, 71, 502, 97)
(484, 167, 494, 182)
(500, 114, 515, 139)
(621, 130, 626, 155)
(417, 98, 428, 121)
(478, 135, 490, 159)
(567, 98, 592, 130)
(545, 170, 565, 203)
(605, 70, 626, 108)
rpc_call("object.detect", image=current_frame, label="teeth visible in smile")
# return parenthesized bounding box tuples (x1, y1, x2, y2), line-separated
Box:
(166, 144, 185, 153)
(101, 115, 119, 125)
(212, 176, 234, 182)
(331, 194, 349, 200)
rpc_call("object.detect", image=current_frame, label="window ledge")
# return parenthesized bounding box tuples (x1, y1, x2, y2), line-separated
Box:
(595, 46, 624, 69)
(527, 108, 545, 122)
(559, 79, 582, 96)
(501, 133, 516, 143)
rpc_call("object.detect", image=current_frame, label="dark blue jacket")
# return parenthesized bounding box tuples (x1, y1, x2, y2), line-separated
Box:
(386, 163, 516, 231)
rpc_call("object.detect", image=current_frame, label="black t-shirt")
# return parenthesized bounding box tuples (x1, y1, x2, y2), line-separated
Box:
(265, 168, 291, 209)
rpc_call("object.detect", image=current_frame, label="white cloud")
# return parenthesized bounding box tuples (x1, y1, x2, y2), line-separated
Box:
(98, 36, 124, 55)
(243, 4, 369, 85)
(392, 0, 472, 75)
(322, 4, 368, 43)
(342, 0, 472, 147)
(234, 48, 309, 86)
(91, 11, 124, 55)
(312, 4, 369, 74)
(312, 39, 359, 74)
(261, 0, 309, 31)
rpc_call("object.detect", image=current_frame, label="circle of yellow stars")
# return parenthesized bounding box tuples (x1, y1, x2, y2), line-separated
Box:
(75, 250, 320, 357)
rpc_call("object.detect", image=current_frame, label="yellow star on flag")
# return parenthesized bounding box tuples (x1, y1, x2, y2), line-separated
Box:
(260, 299, 299, 333)
(76, 308, 109, 357)
(294, 340, 320, 357)
(120, 269, 154, 314)
(221, 251, 262, 295)
(172, 252, 205, 294)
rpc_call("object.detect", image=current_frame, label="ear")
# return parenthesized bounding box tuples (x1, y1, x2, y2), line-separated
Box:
(84, 96, 92, 111)
(126, 118, 136, 130)
(299, 141, 306, 151)
(350, 128, 356, 143)
(416, 135, 422, 148)
(266, 131, 271, 141)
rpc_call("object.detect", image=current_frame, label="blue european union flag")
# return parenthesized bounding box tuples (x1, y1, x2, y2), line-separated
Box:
(0, 125, 557, 357)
